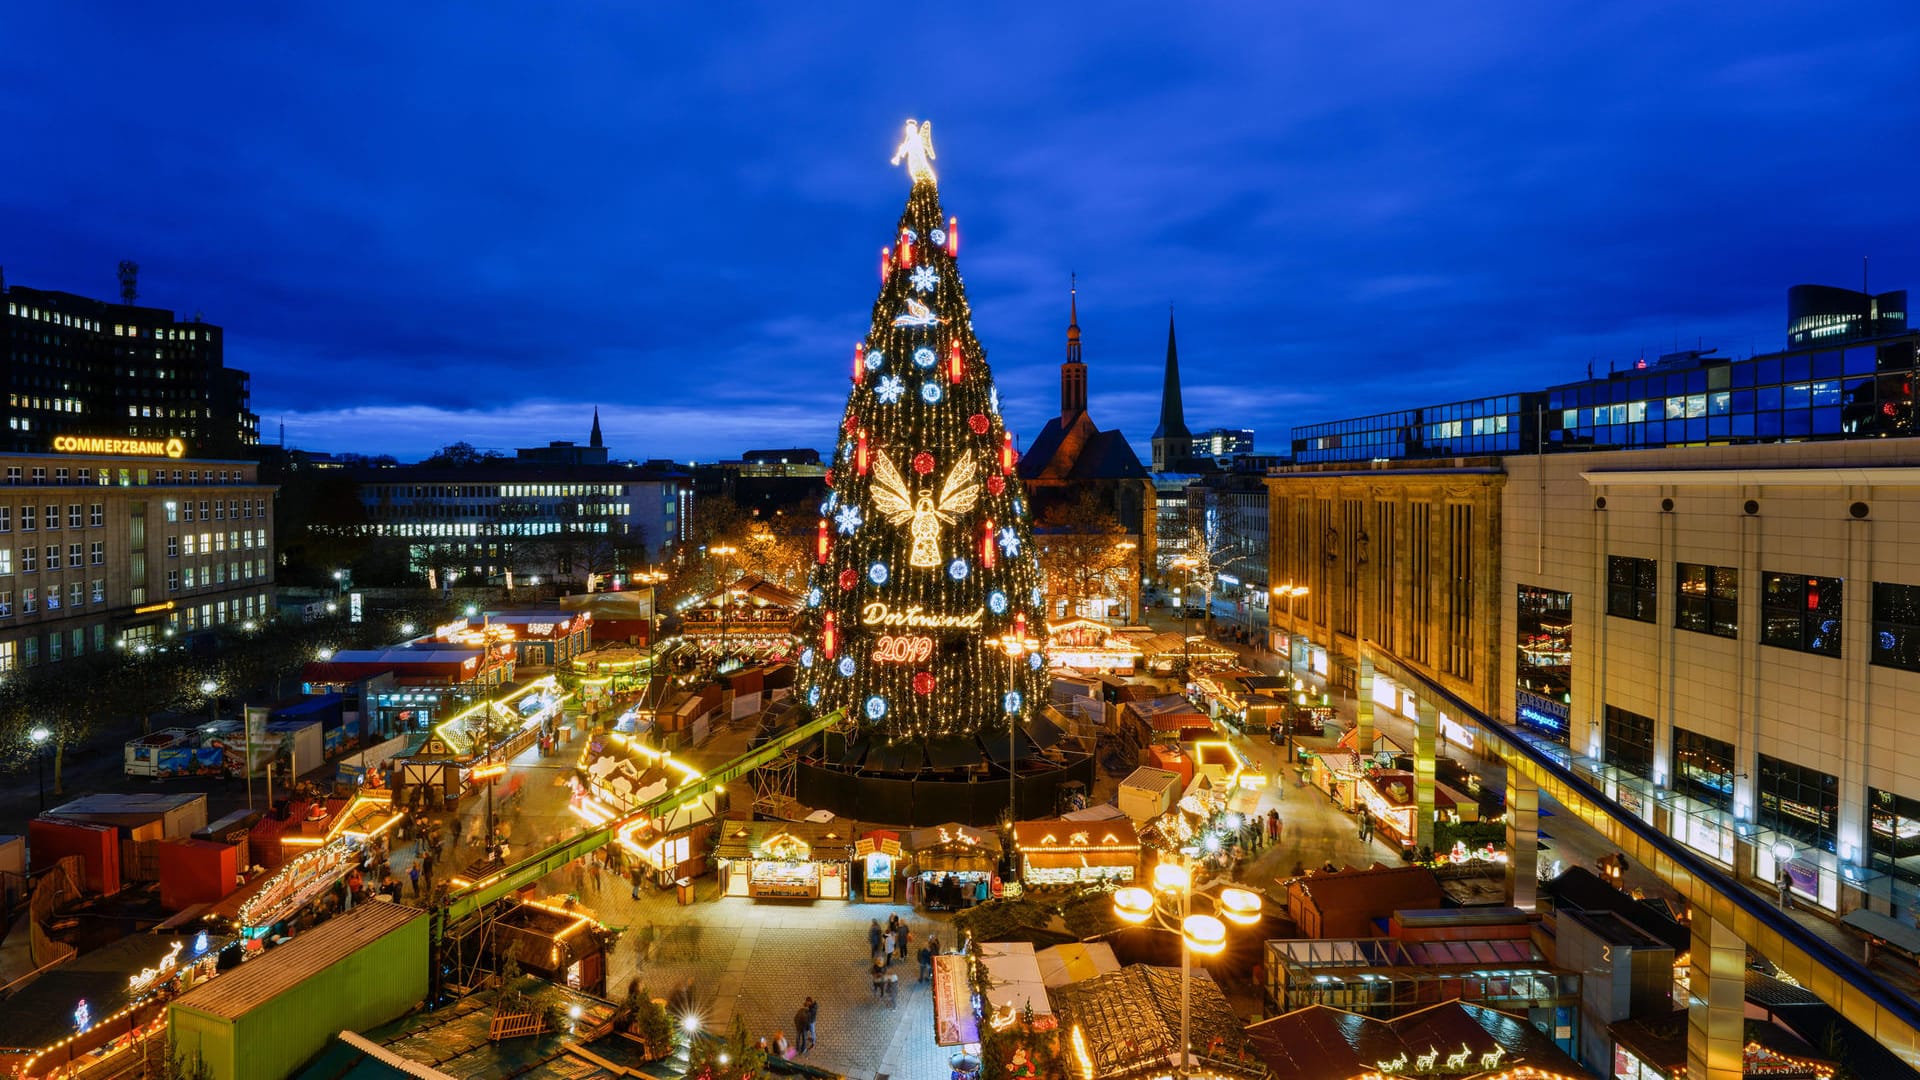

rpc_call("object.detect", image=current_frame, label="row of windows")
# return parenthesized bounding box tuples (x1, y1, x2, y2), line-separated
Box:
(369, 483, 631, 500)
(1550, 341, 1916, 410)
(8, 394, 85, 414)
(162, 499, 267, 523)
(6, 304, 103, 332)
(166, 530, 266, 557)
(2, 465, 256, 486)
(368, 521, 615, 538)
(1602, 557, 1920, 668)
(0, 504, 105, 530)
(166, 560, 266, 591)
(0, 580, 107, 616)
(0, 544, 105, 573)
(0, 624, 108, 672)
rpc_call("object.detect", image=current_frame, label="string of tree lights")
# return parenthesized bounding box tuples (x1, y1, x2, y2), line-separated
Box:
(795, 120, 1050, 746)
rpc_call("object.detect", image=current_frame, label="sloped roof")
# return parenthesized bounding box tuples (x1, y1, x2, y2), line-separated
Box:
(1050, 965, 1262, 1079)
(1245, 1000, 1587, 1079)
(172, 903, 423, 1020)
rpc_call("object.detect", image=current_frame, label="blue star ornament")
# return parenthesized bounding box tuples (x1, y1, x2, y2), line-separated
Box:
(997, 526, 1021, 557)
(835, 504, 864, 535)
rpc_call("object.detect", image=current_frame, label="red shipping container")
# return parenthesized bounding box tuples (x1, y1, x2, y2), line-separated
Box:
(29, 817, 120, 894)
(158, 838, 238, 912)
(1145, 744, 1194, 789)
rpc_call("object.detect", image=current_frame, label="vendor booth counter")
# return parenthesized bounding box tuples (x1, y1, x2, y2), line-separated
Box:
(715, 821, 855, 900)
(907, 823, 999, 910)
(1013, 819, 1141, 887)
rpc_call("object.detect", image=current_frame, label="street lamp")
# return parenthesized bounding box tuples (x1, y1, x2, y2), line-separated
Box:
(200, 679, 219, 731)
(1172, 556, 1199, 681)
(709, 545, 739, 665)
(1270, 584, 1308, 666)
(29, 726, 50, 810)
(993, 632, 1039, 826)
(1112, 858, 1262, 1079)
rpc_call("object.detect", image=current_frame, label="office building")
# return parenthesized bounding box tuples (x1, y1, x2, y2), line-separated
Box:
(0, 445, 274, 673)
(3, 281, 260, 459)
(1191, 427, 1256, 463)
(1290, 284, 1917, 464)
(356, 462, 692, 589)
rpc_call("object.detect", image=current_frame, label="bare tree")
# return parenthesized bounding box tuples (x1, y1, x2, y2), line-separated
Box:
(1035, 488, 1137, 620)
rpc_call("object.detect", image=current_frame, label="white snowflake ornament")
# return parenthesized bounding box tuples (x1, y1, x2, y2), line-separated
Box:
(875, 375, 906, 404)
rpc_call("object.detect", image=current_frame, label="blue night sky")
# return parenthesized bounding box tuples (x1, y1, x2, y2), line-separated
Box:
(3, 3, 1917, 463)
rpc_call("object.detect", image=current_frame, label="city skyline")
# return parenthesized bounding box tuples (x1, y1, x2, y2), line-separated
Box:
(3, 4, 1917, 461)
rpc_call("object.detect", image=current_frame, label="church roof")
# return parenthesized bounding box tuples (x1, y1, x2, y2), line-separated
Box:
(1018, 418, 1148, 482)
(1152, 313, 1190, 443)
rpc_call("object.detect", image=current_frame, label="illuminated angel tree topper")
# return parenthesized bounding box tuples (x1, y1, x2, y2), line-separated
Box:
(796, 121, 1049, 745)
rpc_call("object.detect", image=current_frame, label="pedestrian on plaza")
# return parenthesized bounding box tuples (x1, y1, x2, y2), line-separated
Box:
(928, 935, 940, 956)
(885, 972, 899, 1009)
(1777, 868, 1794, 910)
(408, 863, 421, 898)
(870, 961, 886, 1000)
(804, 996, 818, 1050)
(1267, 809, 1279, 842)
(631, 865, 644, 901)
(918, 944, 934, 982)
(881, 929, 895, 967)
(868, 918, 883, 957)
(897, 923, 911, 961)
(423, 850, 436, 884)
(793, 1005, 811, 1052)
(772, 1032, 789, 1059)
(451, 817, 463, 848)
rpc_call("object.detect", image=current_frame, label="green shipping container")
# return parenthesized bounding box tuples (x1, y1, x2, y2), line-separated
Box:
(169, 903, 428, 1080)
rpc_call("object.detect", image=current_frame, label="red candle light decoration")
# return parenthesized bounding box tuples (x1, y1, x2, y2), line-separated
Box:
(816, 519, 830, 564)
(856, 429, 871, 476)
(822, 611, 837, 659)
(946, 216, 959, 257)
(981, 519, 997, 569)
(880, 247, 891, 282)
(947, 341, 964, 384)
(1000, 432, 1017, 474)
(853, 342, 866, 385)
(898, 229, 913, 268)
(1013, 611, 1027, 640)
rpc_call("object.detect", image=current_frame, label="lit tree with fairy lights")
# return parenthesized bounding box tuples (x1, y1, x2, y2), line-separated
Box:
(796, 120, 1049, 747)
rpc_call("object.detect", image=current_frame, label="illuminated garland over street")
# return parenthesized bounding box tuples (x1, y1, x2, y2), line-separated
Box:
(796, 120, 1049, 744)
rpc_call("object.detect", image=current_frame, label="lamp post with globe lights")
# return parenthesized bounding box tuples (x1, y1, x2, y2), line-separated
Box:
(1112, 859, 1262, 1079)
(30, 726, 51, 810)
(992, 631, 1040, 826)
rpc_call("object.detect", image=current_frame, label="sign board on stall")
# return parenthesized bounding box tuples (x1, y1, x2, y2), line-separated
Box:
(932, 954, 979, 1046)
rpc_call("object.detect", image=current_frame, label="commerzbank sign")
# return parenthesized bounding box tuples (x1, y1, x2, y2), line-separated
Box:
(51, 435, 186, 458)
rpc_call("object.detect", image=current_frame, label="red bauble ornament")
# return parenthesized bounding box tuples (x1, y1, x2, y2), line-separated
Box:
(843, 416, 859, 434)
(912, 451, 936, 476)
(969, 413, 990, 435)
(838, 568, 858, 591)
(824, 469, 834, 487)
(987, 474, 1006, 495)
(912, 671, 936, 695)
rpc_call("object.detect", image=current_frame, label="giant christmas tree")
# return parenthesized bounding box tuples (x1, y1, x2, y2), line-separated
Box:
(796, 120, 1050, 750)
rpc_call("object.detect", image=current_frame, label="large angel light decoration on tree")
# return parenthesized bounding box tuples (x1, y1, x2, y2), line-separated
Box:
(871, 449, 979, 567)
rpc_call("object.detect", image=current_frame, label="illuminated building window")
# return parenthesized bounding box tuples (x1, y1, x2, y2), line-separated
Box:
(1605, 556, 1657, 623)
(1761, 572, 1842, 657)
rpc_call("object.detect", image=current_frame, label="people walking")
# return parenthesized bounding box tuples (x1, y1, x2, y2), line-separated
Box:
(896, 923, 911, 961)
(870, 961, 885, 1000)
(881, 928, 895, 968)
(793, 1005, 811, 1053)
(885, 971, 899, 1009)
(1777, 868, 1794, 910)
(802, 997, 818, 1051)
(868, 918, 883, 957)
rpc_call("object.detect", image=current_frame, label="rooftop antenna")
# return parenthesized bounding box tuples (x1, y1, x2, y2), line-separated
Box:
(117, 260, 139, 304)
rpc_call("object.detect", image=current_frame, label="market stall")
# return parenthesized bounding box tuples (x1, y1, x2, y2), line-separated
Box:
(1013, 819, 1140, 887)
(574, 730, 719, 883)
(1044, 617, 1142, 674)
(1359, 770, 1455, 851)
(855, 829, 903, 900)
(1189, 739, 1267, 792)
(715, 821, 855, 900)
(908, 823, 1000, 910)
(1309, 751, 1367, 810)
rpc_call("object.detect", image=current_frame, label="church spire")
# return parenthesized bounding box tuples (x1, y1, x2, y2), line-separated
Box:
(1061, 274, 1087, 424)
(590, 406, 603, 449)
(1150, 309, 1191, 472)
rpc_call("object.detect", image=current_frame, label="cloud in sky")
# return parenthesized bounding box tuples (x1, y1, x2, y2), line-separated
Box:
(2, 3, 1917, 461)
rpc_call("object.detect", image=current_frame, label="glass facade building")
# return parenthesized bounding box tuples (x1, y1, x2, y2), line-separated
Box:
(1288, 300, 1919, 464)
(1291, 393, 1542, 464)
